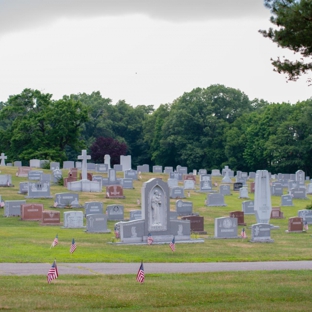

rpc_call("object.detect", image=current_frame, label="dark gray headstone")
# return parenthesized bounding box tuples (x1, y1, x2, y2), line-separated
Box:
(85, 202, 103, 216)
(106, 205, 124, 221)
(207, 193, 226, 206)
(214, 217, 238, 238)
(86, 214, 110, 233)
(175, 199, 193, 216)
(250, 223, 274, 242)
(170, 187, 185, 199)
(54, 193, 81, 208)
(4, 200, 26, 217)
(281, 194, 293, 206)
(242, 200, 255, 214)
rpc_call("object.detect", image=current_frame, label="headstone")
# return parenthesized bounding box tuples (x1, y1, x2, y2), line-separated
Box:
(87, 163, 96, 171)
(0, 153, 8, 166)
(233, 182, 243, 191)
(63, 211, 84, 228)
(250, 223, 274, 243)
(254, 170, 272, 224)
(184, 180, 196, 190)
(120, 178, 134, 189)
(167, 178, 178, 189)
(249, 172, 256, 179)
(14, 161, 22, 167)
(306, 182, 312, 195)
(295, 169, 305, 186)
(21, 203, 43, 221)
(281, 194, 293, 206)
(242, 200, 255, 215)
(106, 204, 124, 221)
(0, 174, 12, 186)
(4, 200, 26, 217)
(239, 187, 249, 199)
(137, 164, 149, 173)
(28, 170, 43, 181)
(41, 211, 61, 225)
(114, 220, 145, 242)
(75, 161, 82, 169)
(170, 186, 185, 199)
(52, 169, 63, 184)
(222, 166, 232, 183)
(54, 193, 81, 208)
(181, 215, 206, 234)
(183, 174, 196, 182)
(86, 213, 111, 233)
(169, 211, 178, 220)
(108, 169, 118, 185)
(78, 150, 91, 180)
(250, 182, 255, 193)
(170, 172, 183, 181)
(18, 182, 29, 194)
(177, 166, 188, 175)
(26, 181, 52, 198)
(106, 185, 125, 199)
(286, 217, 303, 233)
(104, 154, 111, 169)
(200, 180, 212, 192)
(198, 169, 207, 175)
(85, 201, 103, 216)
(29, 159, 40, 168)
(290, 187, 308, 199)
(175, 199, 193, 216)
(95, 164, 108, 173)
(229, 211, 246, 226)
(50, 162, 60, 170)
(63, 161, 75, 169)
(219, 184, 231, 196)
(211, 169, 221, 176)
(270, 207, 284, 219)
(164, 166, 173, 174)
(153, 165, 163, 173)
(120, 155, 131, 171)
(298, 210, 312, 224)
(124, 169, 137, 180)
(114, 164, 123, 172)
(206, 193, 226, 206)
(129, 210, 142, 221)
(271, 183, 283, 196)
(214, 217, 239, 238)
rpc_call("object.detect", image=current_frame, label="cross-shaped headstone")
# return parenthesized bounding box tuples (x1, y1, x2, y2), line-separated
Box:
(0, 153, 7, 166)
(77, 150, 91, 180)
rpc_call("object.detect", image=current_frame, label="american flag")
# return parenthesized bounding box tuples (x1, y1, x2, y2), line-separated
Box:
(304, 221, 308, 231)
(147, 233, 153, 245)
(169, 237, 175, 252)
(136, 262, 144, 283)
(241, 228, 247, 238)
(47, 260, 59, 284)
(70, 238, 77, 254)
(51, 234, 58, 247)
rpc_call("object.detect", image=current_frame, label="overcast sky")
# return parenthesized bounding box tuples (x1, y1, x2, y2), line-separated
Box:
(0, 0, 310, 107)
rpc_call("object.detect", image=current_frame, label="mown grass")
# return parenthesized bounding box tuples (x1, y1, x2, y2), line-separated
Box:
(0, 166, 312, 263)
(0, 270, 311, 311)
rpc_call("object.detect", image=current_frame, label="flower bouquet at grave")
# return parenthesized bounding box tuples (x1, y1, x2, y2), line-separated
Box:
(305, 201, 312, 210)
(64, 201, 73, 209)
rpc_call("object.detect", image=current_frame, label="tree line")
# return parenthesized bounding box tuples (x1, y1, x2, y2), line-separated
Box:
(0, 85, 311, 175)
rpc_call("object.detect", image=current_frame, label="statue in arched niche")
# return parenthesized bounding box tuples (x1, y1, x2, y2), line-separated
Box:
(151, 187, 162, 225)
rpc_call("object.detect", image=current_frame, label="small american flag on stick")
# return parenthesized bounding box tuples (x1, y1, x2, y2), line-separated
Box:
(147, 233, 153, 245)
(70, 238, 77, 254)
(241, 228, 247, 239)
(47, 260, 59, 284)
(169, 236, 175, 252)
(136, 262, 144, 283)
(51, 234, 58, 248)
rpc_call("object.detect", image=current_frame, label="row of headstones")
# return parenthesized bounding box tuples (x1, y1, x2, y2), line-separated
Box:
(214, 216, 307, 242)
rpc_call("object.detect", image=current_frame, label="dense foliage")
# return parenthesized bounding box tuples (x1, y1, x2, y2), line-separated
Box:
(260, 0, 312, 82)
(0, 85, 311, 175)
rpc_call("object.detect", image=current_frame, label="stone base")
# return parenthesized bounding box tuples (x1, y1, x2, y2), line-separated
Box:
(85, 230, 111, 234)
(25, 196, 53, 199)
(249, 239, 274, 243)
(285, 230, 304, 233)
(192, 231, 207, 235)
(110, 238, 205, 245)
(213, 236, 241, 239)
(40, 222, 63, 226)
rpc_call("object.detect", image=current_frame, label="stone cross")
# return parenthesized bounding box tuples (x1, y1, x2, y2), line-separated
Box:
(0, 153, 7, 166)
(77, 150, 91, 180)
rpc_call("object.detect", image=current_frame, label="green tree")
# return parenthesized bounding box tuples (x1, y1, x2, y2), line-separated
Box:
(260, 0, 312, 82)
(0, 89, 88, 163)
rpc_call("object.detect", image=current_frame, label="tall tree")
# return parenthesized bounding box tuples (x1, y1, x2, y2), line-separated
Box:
(0, 89, 88, 162)
(260, 0, 312, 82)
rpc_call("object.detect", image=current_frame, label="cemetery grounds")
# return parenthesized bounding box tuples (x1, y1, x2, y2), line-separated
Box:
(0, 166, 311, 311)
